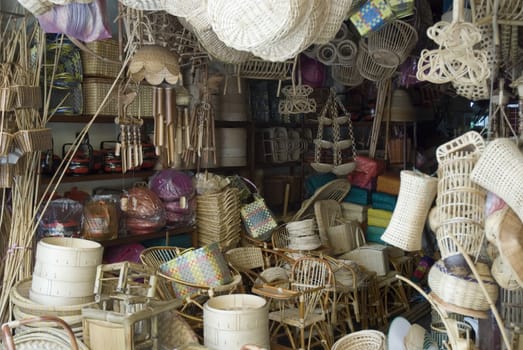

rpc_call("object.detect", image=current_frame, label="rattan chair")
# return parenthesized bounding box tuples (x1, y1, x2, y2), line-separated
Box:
(255, 256, 334, 350)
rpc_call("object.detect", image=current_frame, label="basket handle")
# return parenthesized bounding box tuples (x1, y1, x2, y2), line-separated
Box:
(435, 131, 485, 162)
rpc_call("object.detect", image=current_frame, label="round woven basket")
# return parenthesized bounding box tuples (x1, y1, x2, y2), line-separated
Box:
(430, 320, 472, 350)
(314, 0, 353, 44)
(356, 40, 397, 82)
(381, 170, 438, 251)
(332, 64, 365, 87)
(331, 330, 386, 350)
(428, 259, 499, 311)
(367, 20, 418, 68)
(7, 327, 89, 350)
(336, 39, 358, 65)
(492, 256, 521, 291)
(470, 137, 523, 224)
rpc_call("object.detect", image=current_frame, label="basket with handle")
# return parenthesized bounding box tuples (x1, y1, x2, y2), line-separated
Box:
(356, 40, 397, 82)
(14, 128, 53, 153)
(240, 177, 278, 243)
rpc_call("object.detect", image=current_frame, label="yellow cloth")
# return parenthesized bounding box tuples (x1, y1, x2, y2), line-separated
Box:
(367, 208, 393, 228)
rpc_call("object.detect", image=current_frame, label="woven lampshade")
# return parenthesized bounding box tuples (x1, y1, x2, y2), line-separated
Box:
(128, 45, 180, 85)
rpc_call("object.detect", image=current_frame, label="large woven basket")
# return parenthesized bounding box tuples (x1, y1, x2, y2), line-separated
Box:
(332, 64, 365, 88)
(331, 330, 386, 350)
(14, 128, 53, 153)
(436, 131, 486, 261)
(381, 170, 438, 251)
(81, 39, 122, 79)
(470, 137, 523, 224)
(428, 259, 499, 312)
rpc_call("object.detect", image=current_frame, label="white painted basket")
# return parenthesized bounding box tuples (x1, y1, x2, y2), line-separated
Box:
(204, 294, 269, 350)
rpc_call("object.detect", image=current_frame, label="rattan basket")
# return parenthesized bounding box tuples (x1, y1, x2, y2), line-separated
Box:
(14, 128, 53, 153)
(428, 259, 498, 312)
(0, 87, 14, 112)
(470, 137, 523, 224)
(81, 39, 122, 78)
(4, 327, 89, 350)
(367, 20, 418, 68)
(12, 85, 42, 109)
(195, 25, 252, 64)
(227, 58, 294, 81)
(83, 78, 153, 117)
(501, 287, 523, 328)
(381, 170, 438, 251)
(331, 330, 386, 350)
(430, 320, 472, 350)
(0, 163, 14, 189)
(0, 131, 14, 157)
(356, 40, 397, 82)
(332, 64, 365, 87)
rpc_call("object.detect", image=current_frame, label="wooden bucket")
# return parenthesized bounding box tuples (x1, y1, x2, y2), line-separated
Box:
(30, 237, 103, 306)
(204, 294, 269, 350)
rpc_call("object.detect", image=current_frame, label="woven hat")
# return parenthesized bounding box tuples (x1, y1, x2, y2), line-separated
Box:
(495, 205, 523, 289)
(208, 0, 307, 51)
(17, 0, 54, 16)
(381, 170, 438, 251)
(314, 0, 353, 44)
(470, 138, 523, 223)
(491, 256, 521, 291)
(388, 317, 436, 350)
(128, 45, 180, 85)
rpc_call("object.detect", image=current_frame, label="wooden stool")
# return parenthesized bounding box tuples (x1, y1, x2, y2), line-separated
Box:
(377, 271, 409, 320)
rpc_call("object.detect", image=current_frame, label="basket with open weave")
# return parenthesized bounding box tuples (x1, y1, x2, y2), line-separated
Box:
(331, 330, 386, 350)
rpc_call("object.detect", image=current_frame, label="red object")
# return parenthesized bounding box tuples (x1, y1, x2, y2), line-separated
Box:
(348, 156, 387, 190)
(64, 186, 90, 204)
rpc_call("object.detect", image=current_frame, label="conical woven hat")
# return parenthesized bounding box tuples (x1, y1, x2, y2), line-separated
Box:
(496, 206, 523, 289)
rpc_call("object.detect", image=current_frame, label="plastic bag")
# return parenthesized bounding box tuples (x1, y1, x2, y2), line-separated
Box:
(348, 156, 386, 190)
(122, 187, 166, 235)
(37, 0, 111, 42)
(38, 198, 83, 239)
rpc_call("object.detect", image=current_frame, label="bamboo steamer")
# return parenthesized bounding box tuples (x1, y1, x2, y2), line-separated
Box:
(31, 237, 103, 306)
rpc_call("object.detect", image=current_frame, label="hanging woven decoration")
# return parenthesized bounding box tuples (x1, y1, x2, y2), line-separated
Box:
(310, 89, 357, 176)
(128, 45, 181, 85)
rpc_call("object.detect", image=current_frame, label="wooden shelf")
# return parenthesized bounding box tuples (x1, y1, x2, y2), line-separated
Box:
(95, 225, 197, 248)
(40, 170, 156, 184)
(48, 115, 153, 124)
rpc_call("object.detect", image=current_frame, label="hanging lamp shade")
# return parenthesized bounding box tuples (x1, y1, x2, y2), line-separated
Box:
(388, 89, 417, 122)
(128, 45, 180, 86)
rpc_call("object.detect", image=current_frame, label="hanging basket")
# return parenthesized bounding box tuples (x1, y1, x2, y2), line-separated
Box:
(14, 128, 53, 153)
(356, 40, 397, 82)
(367, 20, 418, 68)
(331, 65, 365, 87)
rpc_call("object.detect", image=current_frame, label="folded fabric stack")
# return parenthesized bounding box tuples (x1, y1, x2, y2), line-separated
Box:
(367, 208, 393, 243)
(377, 171, 401, 196)
(371, 191, 398, 212)
(347, 156, 387, 191)
(341, 202, 369, 224)
(343, 186, 370, 206)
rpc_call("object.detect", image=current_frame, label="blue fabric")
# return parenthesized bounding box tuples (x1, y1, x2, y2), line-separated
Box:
(371, 191, 398, 211)
(304, 173, 337, 198)
(343, 186, 370, 205)
(366, 225, 386, 244)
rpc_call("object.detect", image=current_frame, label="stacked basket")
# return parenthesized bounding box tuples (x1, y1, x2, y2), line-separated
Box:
(196, 187, 241, 250)
(285, 219, 322, 251)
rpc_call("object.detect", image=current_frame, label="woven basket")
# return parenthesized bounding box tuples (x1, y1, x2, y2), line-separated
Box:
(195, 26, 252, 64)
(331, 330, 386, 350)
(332, 64, 364, 87)
(83, 78, 153, 117)
(470, 137, 523, 224)
(6, 327, 89, 350)
(12, 85, 42, 109)
(81, 39, 122, 79)
(0, 163, 14, 189)
(0, 131, 14, 157)
(501, 287, 523, 328)
(196, 187, 241, 250)
(428, 259, 499, 311)
(492, 255, 521, 291)
(0, 87, 14, 112)
(227, 59, 295, 81)
(356, 40, 397, 82)
(381, 170, 438, 251)
(14, 128, 53, 153)
(119, 0, 163, 10)
(430, 320, 472, 350)
(367, 20, 418, 68)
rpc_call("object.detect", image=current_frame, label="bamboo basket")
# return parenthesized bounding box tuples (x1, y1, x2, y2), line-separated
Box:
(356, 40, 397, 82)
(14, 128, 53, 153)
(0, 87, 14, 112)
(367, 20, 418, 68)
(331, 330, 386, 350)
(430, 321, 472, 350)
(83, 78, 153, 117)
(0, 131, 14, 157)
(314, 0, 353, 44)
(196, 187, 241, 250)
(0, 163, 14, 189)
(81, 39, 122, 79)
(226, 59, 294, 81)
(12, 85, 42, 109)
(500, 287, 523, 328)
(435, 131, 486, 261)
(331, 64, 365, 87)
(428, 260, 498, 312)
(3, 327, 89, 350)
